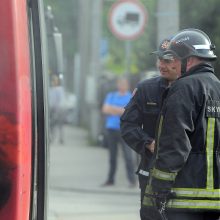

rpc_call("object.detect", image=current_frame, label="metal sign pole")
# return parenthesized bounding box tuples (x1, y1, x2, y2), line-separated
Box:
(125, 40, 131, 76)
(108, 0, 147, 78)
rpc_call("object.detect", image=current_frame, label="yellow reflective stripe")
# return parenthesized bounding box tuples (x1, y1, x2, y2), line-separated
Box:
(173, 188, 220, 198)
(152, 168, 177, 181)
(143, 197, 220, 210)
(156, 115, 164, 145)
(143, 185, 154, 206)
(206, 118, 215, 189)
(156, 116, 163, 161)
(167, 199, 220, 210)
(154, 116, 177, 181)
(144, 184, 153, 194)
(142, 195, 154, 206)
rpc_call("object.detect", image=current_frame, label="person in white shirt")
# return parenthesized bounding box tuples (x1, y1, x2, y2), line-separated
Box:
(49, 74, 65, 144)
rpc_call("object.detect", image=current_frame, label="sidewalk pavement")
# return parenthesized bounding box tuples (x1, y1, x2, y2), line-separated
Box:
(48, 125, 140, 220)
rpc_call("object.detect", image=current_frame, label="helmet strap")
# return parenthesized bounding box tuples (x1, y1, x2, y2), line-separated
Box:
(181, 58, 187, 75)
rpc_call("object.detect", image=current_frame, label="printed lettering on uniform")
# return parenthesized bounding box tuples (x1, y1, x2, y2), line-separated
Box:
(206, 100, 220, 118)
(176, 36, 190, 44)
(146, 102, 157, 106)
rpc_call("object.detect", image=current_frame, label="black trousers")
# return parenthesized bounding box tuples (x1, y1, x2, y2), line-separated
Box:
(105, 129, 136, 184)
(140, 206, 220, 220)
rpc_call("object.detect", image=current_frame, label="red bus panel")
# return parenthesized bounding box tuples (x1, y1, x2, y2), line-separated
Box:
(0, 0, 32, 219)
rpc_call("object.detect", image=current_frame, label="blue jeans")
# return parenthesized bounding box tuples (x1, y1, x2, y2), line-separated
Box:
(105, 129, 135, 184)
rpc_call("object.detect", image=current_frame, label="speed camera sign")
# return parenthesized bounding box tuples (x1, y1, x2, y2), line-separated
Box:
(109, 0, 147, 40)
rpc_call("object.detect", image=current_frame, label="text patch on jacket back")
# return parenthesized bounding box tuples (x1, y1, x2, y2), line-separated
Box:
(206, 100, 220, 118)
(145, 102, 159, 112)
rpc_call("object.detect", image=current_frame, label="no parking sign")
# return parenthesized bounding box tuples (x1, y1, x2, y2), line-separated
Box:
(108, 0, 148, 40)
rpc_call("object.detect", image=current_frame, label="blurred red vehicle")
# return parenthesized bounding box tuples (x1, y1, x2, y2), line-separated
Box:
(0, 0, 48, 219)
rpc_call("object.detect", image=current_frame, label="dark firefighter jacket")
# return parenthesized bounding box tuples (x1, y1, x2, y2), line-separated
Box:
(143, 63, 220, 212)
(120, 76, 168, 177)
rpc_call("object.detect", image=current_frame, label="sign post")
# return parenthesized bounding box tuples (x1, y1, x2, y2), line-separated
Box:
(108, 0, 147, 74)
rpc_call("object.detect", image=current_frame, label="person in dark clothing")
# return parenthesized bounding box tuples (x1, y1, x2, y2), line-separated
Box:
(120, 38, 180, 219)
(142, 29, 220, 220)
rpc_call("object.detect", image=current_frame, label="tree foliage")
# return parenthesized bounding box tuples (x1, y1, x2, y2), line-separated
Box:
(103, 0, 157, 75)
(43, 0, 220, 78)
(180, 0, 220, 77)
(44, 0, 78, 58)
(43, 0, 157, 76)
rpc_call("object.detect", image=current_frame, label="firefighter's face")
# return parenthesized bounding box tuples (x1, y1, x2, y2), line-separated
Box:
(158, 58, 181, 82)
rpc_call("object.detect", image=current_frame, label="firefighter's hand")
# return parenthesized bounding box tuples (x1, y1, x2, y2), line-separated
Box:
(146, 140, 155, 153)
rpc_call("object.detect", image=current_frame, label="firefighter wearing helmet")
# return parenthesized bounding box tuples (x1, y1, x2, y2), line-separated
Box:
(142, 29, 220, 220)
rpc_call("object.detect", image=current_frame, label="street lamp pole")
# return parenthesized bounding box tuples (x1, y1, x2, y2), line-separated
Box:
(157, 0, 179, 44)
(86, 0, 103, 142)
(77, 0, 91, 126)
(125, 40, 131, 76)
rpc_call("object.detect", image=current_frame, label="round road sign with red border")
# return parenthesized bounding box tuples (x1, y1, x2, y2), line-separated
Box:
(108, 0, 147, 40)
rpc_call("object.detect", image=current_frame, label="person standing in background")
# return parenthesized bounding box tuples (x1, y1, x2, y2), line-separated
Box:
(101, 78, 136, 187)
(49, 74, 65, 145)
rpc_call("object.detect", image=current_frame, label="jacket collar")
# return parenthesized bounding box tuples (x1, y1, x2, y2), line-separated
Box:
(179, 62, 214, 79)
(159, 77, 169, 89)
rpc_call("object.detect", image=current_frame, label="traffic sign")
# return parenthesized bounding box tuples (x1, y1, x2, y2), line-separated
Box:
(108, 0, 147, 40)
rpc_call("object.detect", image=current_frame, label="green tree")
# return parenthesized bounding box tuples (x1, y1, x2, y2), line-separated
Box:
(180, 0, 220, 78)
(103, 0, 157, 75)
(44, 0, 78, 56)
(44, 0, 79, 90)
(43, 0, 157, 79)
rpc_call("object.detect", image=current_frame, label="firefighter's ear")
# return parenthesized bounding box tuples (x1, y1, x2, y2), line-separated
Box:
(186, 57, 194, 70)
(186, 57, 202, 71)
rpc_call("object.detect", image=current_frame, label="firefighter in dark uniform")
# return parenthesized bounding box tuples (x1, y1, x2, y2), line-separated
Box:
(120, 38, 180, 219)
(142, 29, 220, 220)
